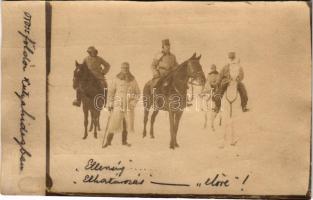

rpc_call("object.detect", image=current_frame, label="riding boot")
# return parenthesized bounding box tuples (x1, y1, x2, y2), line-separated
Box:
(103, 133, 114, 148)
(122, 131, 131, 147)
(73, 89, 82, 107)
(237, 82, 249, 112)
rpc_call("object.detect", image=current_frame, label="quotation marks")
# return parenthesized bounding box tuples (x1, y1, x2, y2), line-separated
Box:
(73, 168, 79, 184)
(196, 183, 202, 187)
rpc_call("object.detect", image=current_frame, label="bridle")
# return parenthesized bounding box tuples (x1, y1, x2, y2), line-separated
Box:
(172, 59, 204, 102)
(225, 84, 238, 118)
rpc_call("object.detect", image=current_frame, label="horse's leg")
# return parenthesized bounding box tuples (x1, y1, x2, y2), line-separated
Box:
(97, 111, 101, 131)
(82, 105, 89, 139)
(92, 110, 98, 139)
(149, 110, 159, 138)
(143, 109, 149, 138)
(143, 84, 152, 138)
(211, 111, 217, 132)
(203, 111, 208, 129)
(173, 110, 183, 147)
(89, 110, 94, 132)
(230, 119, 238, 146)
(169, 111, 175, 149)
(219, 119, 229, 149)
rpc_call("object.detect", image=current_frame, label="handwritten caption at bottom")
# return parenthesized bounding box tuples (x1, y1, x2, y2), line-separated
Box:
(73, 158, 250, 191)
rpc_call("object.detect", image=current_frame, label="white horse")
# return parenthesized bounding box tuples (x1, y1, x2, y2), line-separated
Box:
(220, 79, 241, 148)
(199, 88, 222, 132)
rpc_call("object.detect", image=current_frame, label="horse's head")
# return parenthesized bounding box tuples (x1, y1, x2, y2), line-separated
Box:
(74, 60, 88, 77)
(73, 60, 87, 89)
(187, 53, 206, 86)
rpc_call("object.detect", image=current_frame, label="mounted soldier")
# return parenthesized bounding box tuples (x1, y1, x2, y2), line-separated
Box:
(73, 46, 111, 107)
(201, 64, 219, 95)
(213, 52, 249, 112)
(199, 64, 220, 110)
(151, 39, 179, 92)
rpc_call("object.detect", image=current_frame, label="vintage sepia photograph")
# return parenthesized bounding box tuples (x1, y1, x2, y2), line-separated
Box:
(1, 1, 311, 198)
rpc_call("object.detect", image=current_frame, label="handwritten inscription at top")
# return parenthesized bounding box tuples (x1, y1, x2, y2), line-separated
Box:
(14, 11, 36, 172)
(18, 11, 36, 71)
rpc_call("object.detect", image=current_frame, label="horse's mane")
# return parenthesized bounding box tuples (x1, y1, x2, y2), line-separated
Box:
(166, 58, 189, 78)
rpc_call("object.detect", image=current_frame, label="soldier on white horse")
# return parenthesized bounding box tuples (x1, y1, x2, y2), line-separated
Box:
(213, 52, 249, 113)
(219, 52, 248, 148)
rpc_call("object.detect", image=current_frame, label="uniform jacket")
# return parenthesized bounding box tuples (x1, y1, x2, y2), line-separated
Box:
(202, 70, 219, 94)
(219, 59, 244, 86)
(107, 75, 140, 133)
(151, 51, 178, 77)
(84, 55, 110, 87)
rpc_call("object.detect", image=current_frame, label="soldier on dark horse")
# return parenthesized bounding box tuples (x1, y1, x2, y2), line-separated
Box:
(73, 46, 110, 107)
(143, 42, 206, 149)
(72, 46, 110, 139)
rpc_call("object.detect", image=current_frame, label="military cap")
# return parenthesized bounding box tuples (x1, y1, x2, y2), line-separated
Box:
(162, 39, 170, 46)
(87, 46, 98, 53)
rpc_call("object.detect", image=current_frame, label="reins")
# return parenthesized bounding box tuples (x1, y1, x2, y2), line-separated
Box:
(225, 88, 238, 118)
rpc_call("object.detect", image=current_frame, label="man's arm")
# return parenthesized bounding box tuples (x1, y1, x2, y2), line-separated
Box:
(100, 57, 111, 75)
(151, 52, 163, 77)
(107, 79, 116, 110)
(237, 67, 244, 81)
(172, 54, 179, 69)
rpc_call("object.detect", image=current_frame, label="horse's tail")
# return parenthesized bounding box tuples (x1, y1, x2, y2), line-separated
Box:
(143, 80, 152, 111)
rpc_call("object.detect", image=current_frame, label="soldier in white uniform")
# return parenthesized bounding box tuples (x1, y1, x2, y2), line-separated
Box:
(103, 62, 140, 148)
(213, 52, 249, 112)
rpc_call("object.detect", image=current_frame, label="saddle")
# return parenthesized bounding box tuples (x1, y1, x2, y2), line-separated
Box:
(151, 74, 173, 95)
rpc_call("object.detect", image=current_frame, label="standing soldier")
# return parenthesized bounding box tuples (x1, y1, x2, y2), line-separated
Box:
(73, 46, 110, 107)
(103, 62, 140, 148)
(151, 39, 178, 90)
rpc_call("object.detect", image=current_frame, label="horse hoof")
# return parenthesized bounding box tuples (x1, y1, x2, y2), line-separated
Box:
(174, 143, 179, 148)
(231, 140, 238, 146)
(82, 135, 87, 140)
(94, 135, 97, 139)
(123, 143, 131, 147)
(103, 143, 111, 148)
(150, 135, 155, 139)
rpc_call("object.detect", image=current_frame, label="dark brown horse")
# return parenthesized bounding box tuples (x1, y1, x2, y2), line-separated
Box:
(73, 61, 107, 139)
(142, 53, 206, 149)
